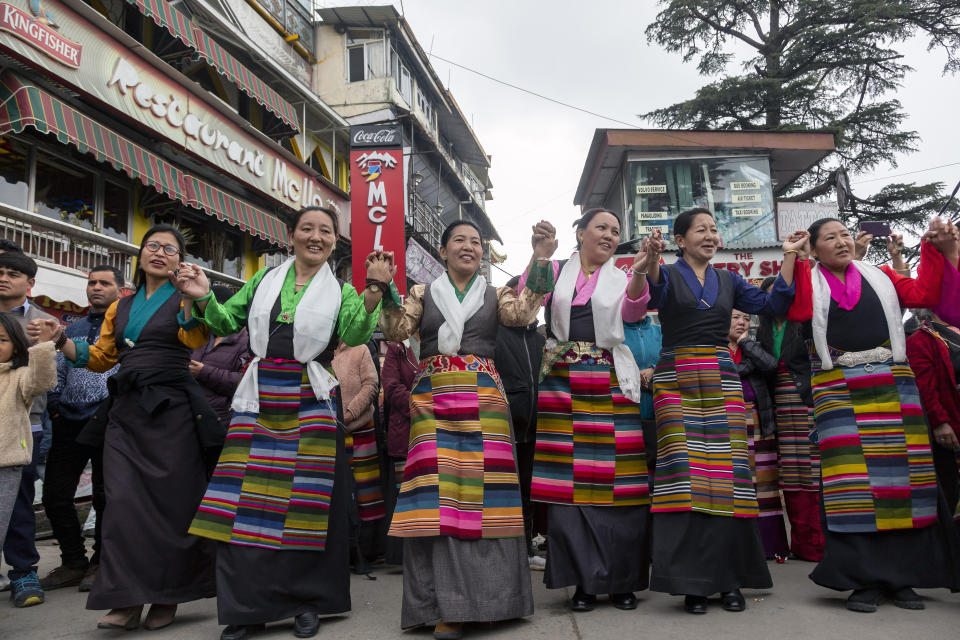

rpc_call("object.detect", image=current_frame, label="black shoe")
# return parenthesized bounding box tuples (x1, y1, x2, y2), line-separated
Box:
(721, 589, 745, 612)
(221, 624, 265, 640)
(293, 612, 319, 638)
(610, 592, 637, 610)
(684, 595, 707, 614)
(569, 587, 596, 612)
(890, 587, 925, 610)
(846, 588, 883, 613)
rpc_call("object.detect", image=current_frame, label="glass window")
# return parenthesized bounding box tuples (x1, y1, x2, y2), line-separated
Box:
(627, 155, 776, 248)
(34, 152, 96, 230)
(102, 181, 130, 240)
(348, 45, 365, 82)
(366, 40, 385, 79)
(0, 137, 29, 209)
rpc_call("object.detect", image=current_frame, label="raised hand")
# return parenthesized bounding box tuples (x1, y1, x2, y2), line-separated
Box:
(170, 263, 210, 300)
(365, 250, 397, 283)
(886, 234, 904, 258)
(854, 231, 873, 261)
(531, 220, 558, 260)
(783, 230, 810, 256)
(634, 229, 665, 273)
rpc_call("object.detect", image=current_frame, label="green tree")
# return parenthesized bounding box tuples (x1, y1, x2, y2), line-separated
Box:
(644, 1, 960, 240)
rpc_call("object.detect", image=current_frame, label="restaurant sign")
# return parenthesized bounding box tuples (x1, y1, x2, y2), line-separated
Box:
(0, 0, 347, 226)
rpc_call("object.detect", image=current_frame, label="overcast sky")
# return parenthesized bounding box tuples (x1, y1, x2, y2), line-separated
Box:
(323, 0, 960, 285)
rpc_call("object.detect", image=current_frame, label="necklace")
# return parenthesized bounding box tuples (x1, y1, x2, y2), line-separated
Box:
(295, 282, 308, 287)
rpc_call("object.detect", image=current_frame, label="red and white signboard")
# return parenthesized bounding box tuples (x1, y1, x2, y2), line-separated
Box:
(350, 125, 406, 295)
(0, 3, 82, 68)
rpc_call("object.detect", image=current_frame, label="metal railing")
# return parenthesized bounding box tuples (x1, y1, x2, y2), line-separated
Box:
(406, 191, 444, 251)
(0, 202, 246, 289)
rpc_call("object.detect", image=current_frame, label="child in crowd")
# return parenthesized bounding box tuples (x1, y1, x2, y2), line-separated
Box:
(0, 312, 58, 547)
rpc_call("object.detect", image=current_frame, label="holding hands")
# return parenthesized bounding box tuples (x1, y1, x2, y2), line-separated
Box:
(170, 263, 210, 301)
(633, 229, 666, 274)
(924, 218, 960, 263)
(365, 250, 397, 284)
(531, 221, 558, 261)
(782, 230, 810, 259)
(27, 318, 62, 345)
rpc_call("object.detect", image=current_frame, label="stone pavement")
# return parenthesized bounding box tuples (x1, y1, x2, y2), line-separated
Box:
(2, 540, 958, 639)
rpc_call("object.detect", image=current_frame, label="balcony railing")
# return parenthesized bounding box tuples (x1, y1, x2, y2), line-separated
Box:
(0, 202, 245, 290)
(406, 190, 444, 251)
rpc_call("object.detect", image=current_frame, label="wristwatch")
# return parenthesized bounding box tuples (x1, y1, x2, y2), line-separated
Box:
(365, 279, 387, 294)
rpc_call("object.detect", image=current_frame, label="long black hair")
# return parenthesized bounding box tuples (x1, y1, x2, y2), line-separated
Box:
(0, 311, 31, 368)
(574, 208, 620, 250)
(672, 207, 714, 257)
(134, 224, 186, 290)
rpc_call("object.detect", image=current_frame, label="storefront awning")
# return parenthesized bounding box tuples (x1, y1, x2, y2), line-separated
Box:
(0, 70, 289, 248)
(184, 176, 288, 247)
(0, 70, 189, 203)
(128, 0, 300, 132)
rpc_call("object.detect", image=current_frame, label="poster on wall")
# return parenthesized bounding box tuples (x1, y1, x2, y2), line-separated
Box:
(776, 201, 839, 241)
(349, 124, 406, 295)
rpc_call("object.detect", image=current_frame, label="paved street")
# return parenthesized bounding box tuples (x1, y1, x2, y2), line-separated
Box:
(2, 540, 958, 639)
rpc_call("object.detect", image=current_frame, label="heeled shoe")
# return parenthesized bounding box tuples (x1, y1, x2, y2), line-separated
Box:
(433, 621, 463, 640)
(721, 590, 745, 612)
(683, 595, 707, 614)
(569, 587, 596, 612)
(97, 605, 144, 630)
(143, 604, 177, 630)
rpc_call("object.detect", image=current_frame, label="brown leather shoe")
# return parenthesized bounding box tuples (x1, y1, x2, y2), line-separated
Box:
(144, 604, 178, 630)
(97, 606, 143, 630)
(39, 565, 86, 590)
(79, 564, 98, 592)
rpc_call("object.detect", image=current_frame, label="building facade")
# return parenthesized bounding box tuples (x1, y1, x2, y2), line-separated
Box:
(0, 0, 350, 304)
(314, 5, 498, 285)
(574, 129, 836, 282)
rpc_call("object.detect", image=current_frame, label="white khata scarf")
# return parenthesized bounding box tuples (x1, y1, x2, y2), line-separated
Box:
(429, 272, 487, 356)
(810, 260, 905, 370)
(232, 258, 341, 413)
(550, 253, 644, 403)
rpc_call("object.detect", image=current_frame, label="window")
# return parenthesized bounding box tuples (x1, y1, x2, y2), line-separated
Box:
(0, 137, 30, 209)
(392, 49, 413, 105)
(102, 181, 130, 241)
(154, 209, 244, 277)
(416, 85, 434, 127)
(347, 30, 388, 82)
(34, 152, 96, 230)
(628, 155, 776, 248)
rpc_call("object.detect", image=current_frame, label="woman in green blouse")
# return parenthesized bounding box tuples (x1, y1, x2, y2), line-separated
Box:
(172, 206, 395, 640)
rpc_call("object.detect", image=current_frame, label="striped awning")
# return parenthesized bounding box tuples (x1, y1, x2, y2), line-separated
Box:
(184, 176, 288, 245)
(0, 71, 289, 247)
(129, 0, 300, 132)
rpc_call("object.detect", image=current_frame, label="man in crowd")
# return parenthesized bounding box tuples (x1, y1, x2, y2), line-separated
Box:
(39, 266, 122, 593)
(0, 251, 57, 606)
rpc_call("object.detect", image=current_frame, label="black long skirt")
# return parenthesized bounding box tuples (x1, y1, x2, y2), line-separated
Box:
(544, 504, 651, 594)
(215, 433, 352, 625)
(87, 392, 216, 610)
(809, 487, 960, 592)
(650, 511, 772, 596)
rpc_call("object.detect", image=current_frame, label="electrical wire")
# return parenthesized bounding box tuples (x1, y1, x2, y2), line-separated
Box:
(852, 161, 960, 185)
(426, 53, 711, 148)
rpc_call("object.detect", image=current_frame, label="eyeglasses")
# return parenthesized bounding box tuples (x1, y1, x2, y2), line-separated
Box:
(144, 241, 180, 256)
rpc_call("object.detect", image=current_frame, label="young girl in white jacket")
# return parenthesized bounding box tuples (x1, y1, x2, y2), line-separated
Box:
(0, 311, 57, 547)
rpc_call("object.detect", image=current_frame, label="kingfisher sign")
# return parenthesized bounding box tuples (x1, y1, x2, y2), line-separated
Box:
(350, 124, 406, 295)
(0, 2, 81, 68)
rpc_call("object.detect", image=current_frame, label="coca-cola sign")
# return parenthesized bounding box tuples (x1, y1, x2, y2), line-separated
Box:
(350, 124, 401, 149)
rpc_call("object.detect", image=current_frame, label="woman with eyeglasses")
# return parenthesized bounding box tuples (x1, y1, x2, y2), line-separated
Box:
(173, 207, 394, 640)
(34, 224, 219, 631)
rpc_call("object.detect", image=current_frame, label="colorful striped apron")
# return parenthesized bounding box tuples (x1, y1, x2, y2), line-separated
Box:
(388, 354, 524, 539)
(531, 343, 649, 506)
(810, 346, 938, 533)
(346, 421, 385, 522)
(773, 366, 820, 492)
(651, 346, 758, 517)
(746, 402, 785, 519)
(190, 359, 339, 550)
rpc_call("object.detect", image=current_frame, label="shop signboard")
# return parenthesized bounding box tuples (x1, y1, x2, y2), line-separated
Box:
(777, 201, 839, 241)
(0, 0, 347, 230)
(406, 237, 443, 284)
(350, 124, 406, 295)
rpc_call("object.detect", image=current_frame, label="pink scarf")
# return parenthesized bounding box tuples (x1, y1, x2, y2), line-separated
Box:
(820, 262, 861, 310)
